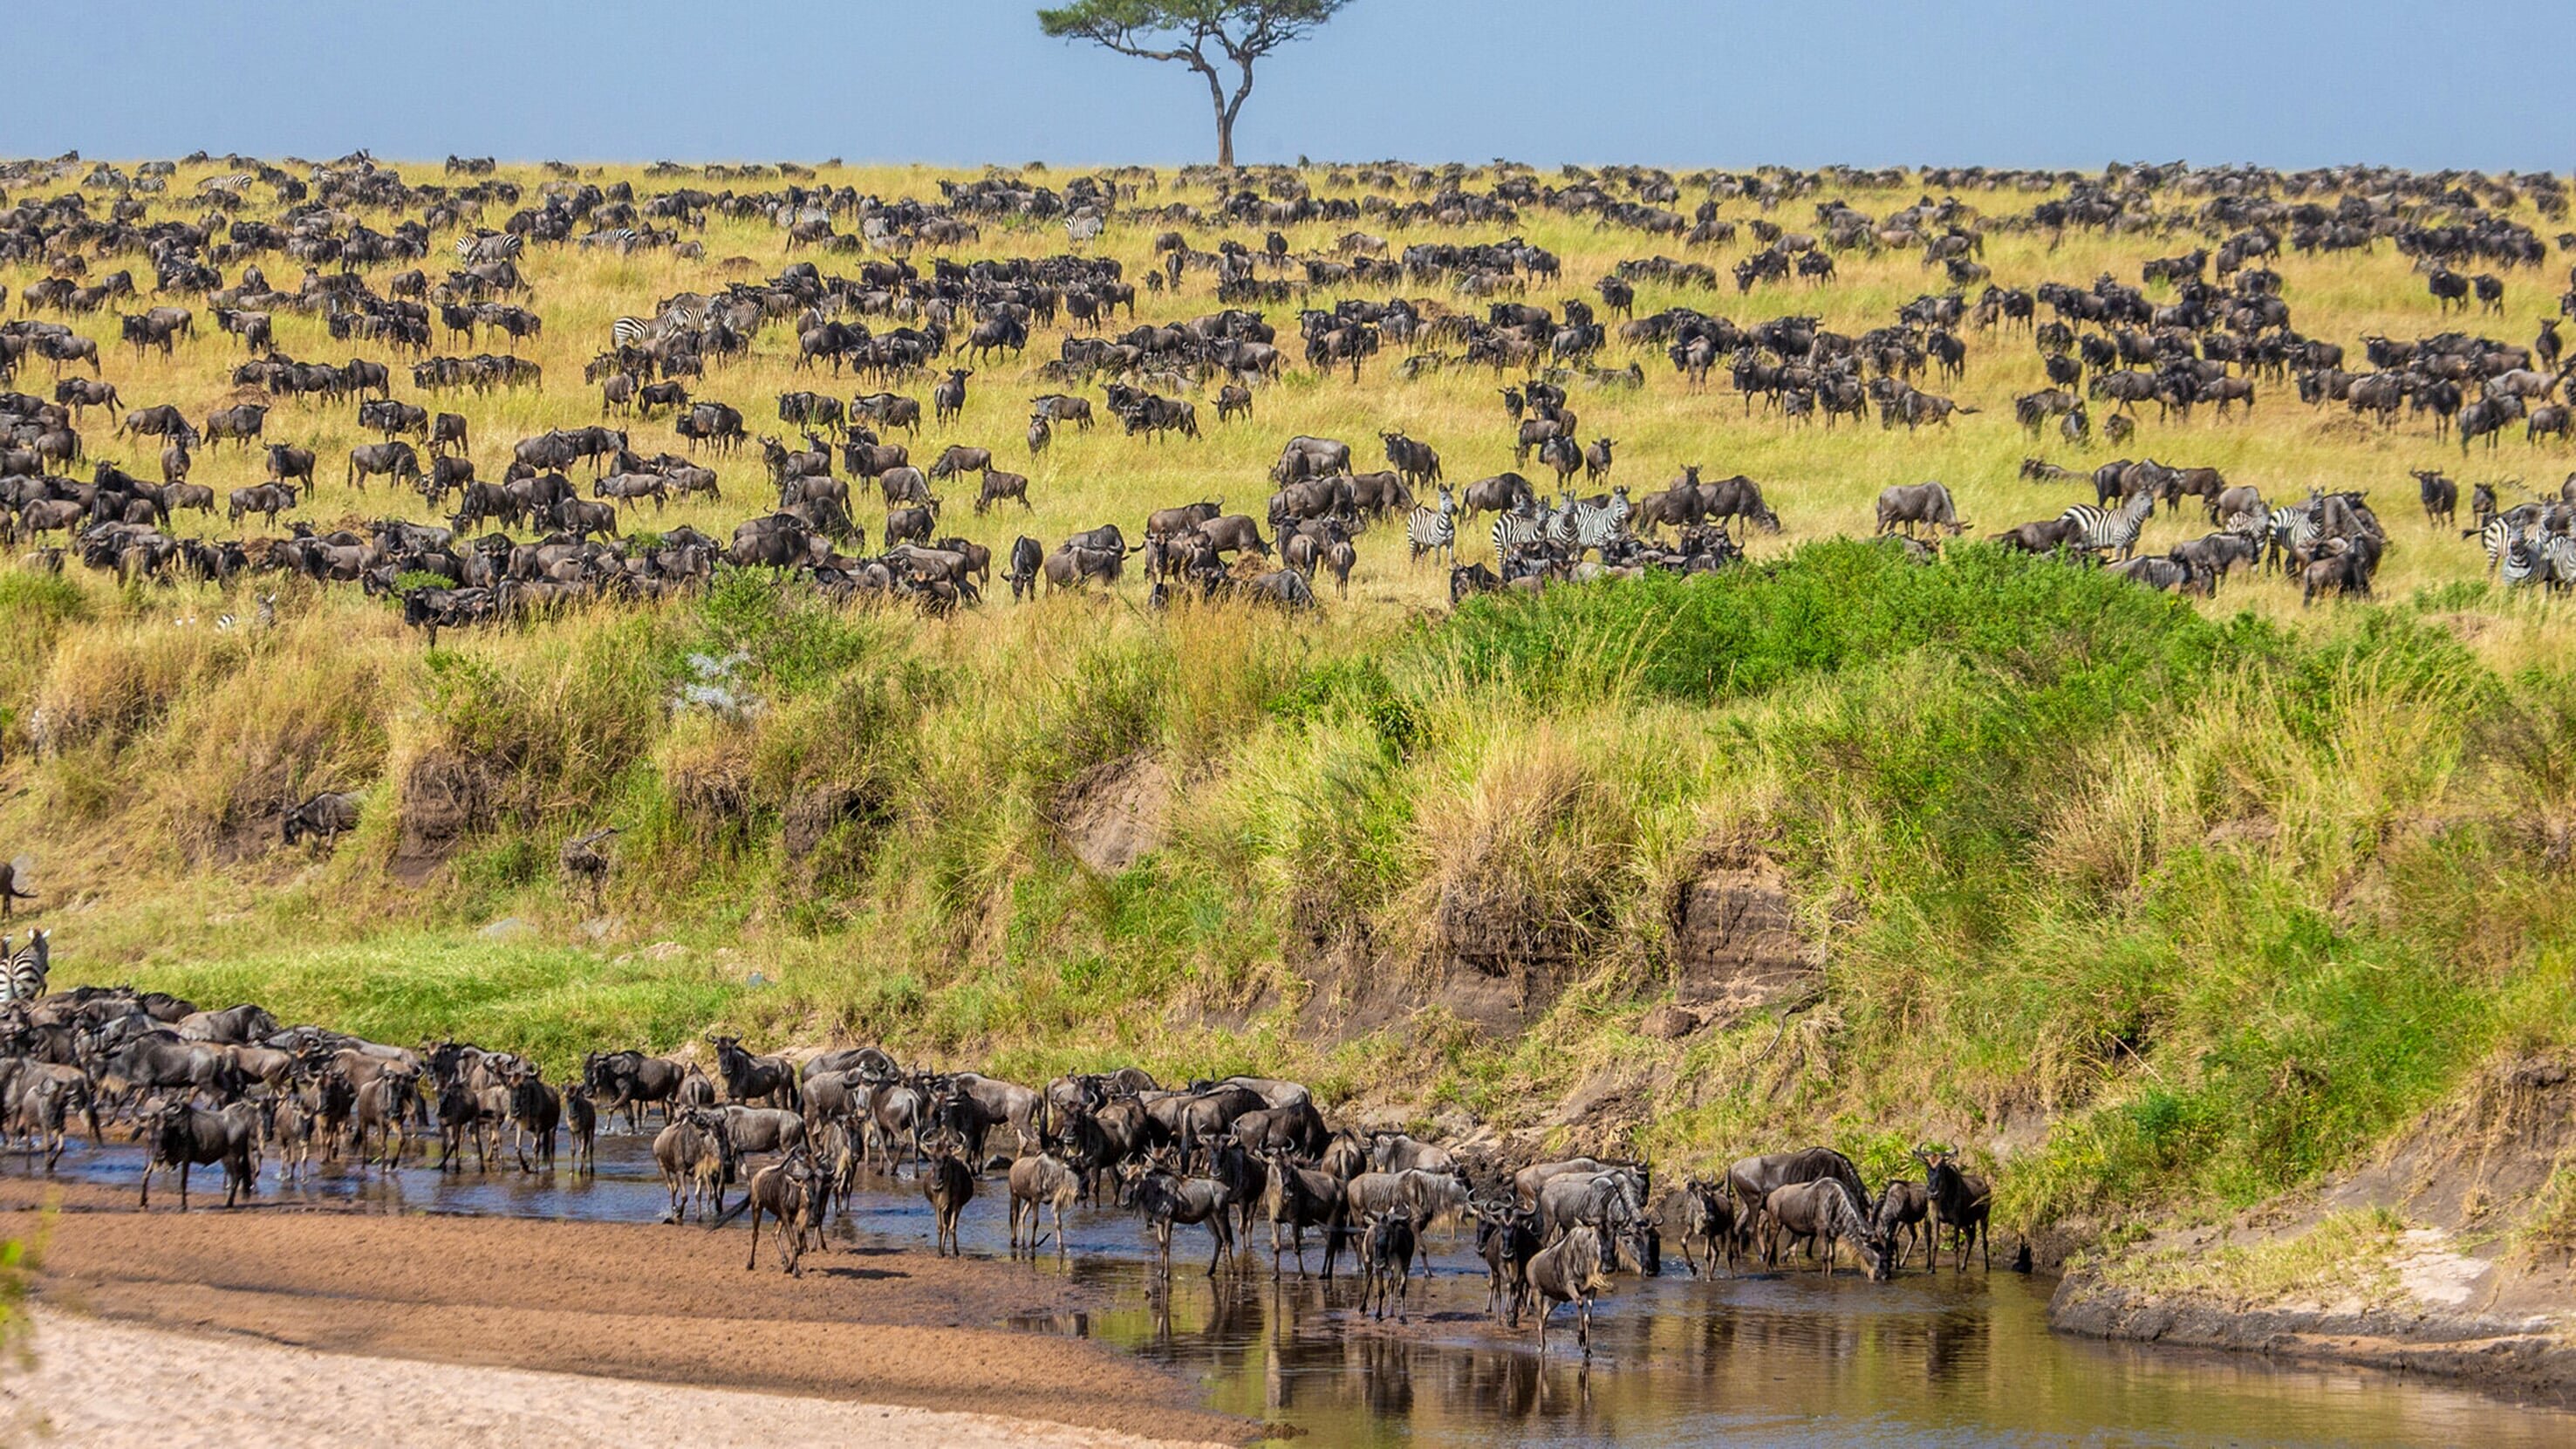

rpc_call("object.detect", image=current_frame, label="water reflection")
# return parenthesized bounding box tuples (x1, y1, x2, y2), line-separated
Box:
(12, 1135, 2573, 1447)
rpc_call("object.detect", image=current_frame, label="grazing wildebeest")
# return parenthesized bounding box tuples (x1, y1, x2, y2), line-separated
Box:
(202, 402, 268, 449)
(1765, 1179, 1888, 1278)
(137, 1098, 261, 1210)
(1875, 481, 1967, 537)
(1007, 535, 1044, 601)
(1526, 1223, 1607, 1357)
(227, 482, 297, 526)
(347, 441, 421, 491)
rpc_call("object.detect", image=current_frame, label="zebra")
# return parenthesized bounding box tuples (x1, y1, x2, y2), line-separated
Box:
(0, 929, 48, 1004)
(1407, 486, 1457, 564)
(455, 231, 523, 264)
(1064, 212, 1105, 245)
(196, 172, 254, 193)
(2059, 489, 2156, 560)
(2497, 527, 2543, 588)
(579, 227, 642, 251)
(2531, 532, 2576, 590)
(2265, 503, 2321, 574)
(611, 305, 700, 351)
(1492, 504, 1551, 560)
(1569, 486, 1632, 557)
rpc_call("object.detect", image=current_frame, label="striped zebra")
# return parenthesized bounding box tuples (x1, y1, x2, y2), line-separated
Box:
(579, 227, 642, 251)
(196, 172, 254, 193)
(455, 231, 524, 264)
(0, 929, 48, 1004)
(1491, 505, 1552, 559)
(1407, 486, 1457, 564)
(1569, 486, 1632, 557)
(2530, 532, 2576, 590)
(2060, 489, 2156, 560)
(2265, 504, 2320, 573)
(611, 304, 700, 351)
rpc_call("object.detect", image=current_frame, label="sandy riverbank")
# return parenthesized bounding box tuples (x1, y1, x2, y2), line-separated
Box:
(0, 1178, 1247, 1446)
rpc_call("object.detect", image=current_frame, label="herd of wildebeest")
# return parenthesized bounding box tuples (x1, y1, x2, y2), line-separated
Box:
(2, 976, 1993, 1357)
(3, 151, 2575, 625)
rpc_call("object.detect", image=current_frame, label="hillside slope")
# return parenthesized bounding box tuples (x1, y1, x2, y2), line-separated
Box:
(12, 544, 2575, 1266)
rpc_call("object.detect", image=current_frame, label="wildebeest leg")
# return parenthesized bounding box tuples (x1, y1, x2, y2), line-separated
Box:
(747, 1200, 764, 1271)
(179, 1160, 191, 1212)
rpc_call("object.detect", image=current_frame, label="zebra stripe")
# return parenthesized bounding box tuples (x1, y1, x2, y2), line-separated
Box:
(2532, 533, 2576, 589)
(1570, 492, 1631, 555)
(197, 173, 254, 193)
(1492, 509, 1549, 558)
(2269, 505, 2320, 567)
(0, 930, 48, 1004)
(1407, 489, 1457, 564)
(612, 304, 701, 350)
(2060, 489, 2156, 559)
(455, 232, 524, 263)
(2499, 529, 2543, 589)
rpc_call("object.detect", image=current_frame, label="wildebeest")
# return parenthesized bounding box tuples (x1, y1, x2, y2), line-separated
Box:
(1875, 481, 1966, 537)
(737, 1149, 828, 1275)
(137, 1098, 261, 1210)
(347, 441, 421, 491)
(923, 1130, 976, 1255)
(933, 367, 972, 426)
(1359, 1207, 1419, 1321)
(1915, 1145, 1992, 1271)
(1764, 1178, 1888, 1278)
(1008, 1150, 1083, 1260)
(974, 469, 1030, 514)
(282, 791, 360, 849)
(202, 403, 269, 449)
(654, 1108, 737, 1222)
(1130, 1159, 1236, 1277)
(1526, 1223, 1607, 1357)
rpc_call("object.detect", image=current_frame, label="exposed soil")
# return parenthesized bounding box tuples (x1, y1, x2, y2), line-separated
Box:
(2052, 1049, 2576, 1401)
(1665, 845, 1821, 1009)
(3, 1309, 1209, 1449)
(0, 1178, 1247, 1446)
(1055, 751, 1170, 875)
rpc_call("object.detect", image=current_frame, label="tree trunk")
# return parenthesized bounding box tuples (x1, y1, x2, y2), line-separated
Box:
(1199, 59, 1236, 168)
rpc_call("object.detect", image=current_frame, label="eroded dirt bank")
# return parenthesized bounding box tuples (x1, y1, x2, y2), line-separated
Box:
(0, 1179, 1246, 1447)
(2049, 1053, 2576, 1405)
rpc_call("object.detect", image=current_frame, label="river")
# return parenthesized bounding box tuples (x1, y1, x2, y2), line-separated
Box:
(17, 1131, 2572, 1446)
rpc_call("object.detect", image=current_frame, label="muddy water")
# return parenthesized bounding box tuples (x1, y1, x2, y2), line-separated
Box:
(20, 1133, 2576, 1446)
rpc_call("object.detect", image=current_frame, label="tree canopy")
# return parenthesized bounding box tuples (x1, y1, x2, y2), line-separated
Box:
(1036, 0, 1355, 167)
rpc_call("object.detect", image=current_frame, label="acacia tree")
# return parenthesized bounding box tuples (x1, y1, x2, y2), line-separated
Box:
(1037, 0, 1354, 168)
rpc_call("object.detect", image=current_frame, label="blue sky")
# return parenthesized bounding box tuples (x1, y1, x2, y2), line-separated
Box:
(10, 1, 2555, 171)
